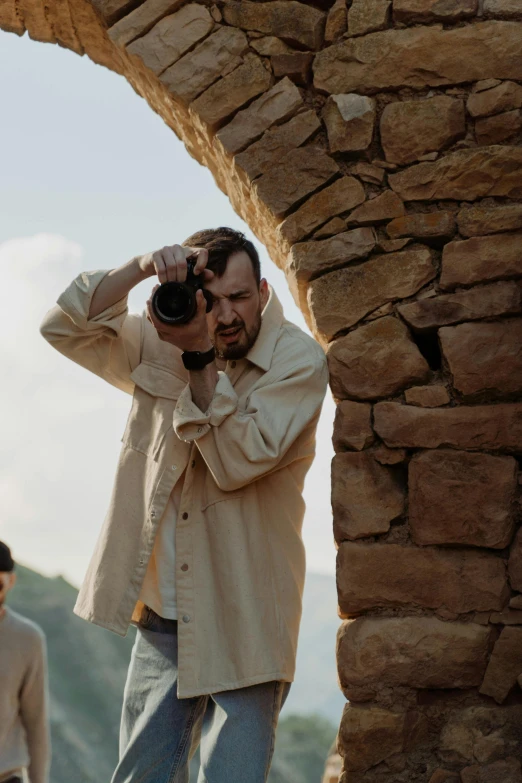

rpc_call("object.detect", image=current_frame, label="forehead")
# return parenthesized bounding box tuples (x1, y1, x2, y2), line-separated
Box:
(206, 251, 257, 296)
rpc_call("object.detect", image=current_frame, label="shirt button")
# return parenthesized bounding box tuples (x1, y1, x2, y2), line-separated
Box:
(182, 614, 191, 623)
(150, 509, 156, 518)
(182, 512, 188, 520)
(181, 564, 189, 572)
(197, 426, 203, 434)
(171, 465, 177, 471)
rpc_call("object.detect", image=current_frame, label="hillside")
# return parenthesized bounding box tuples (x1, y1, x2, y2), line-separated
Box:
(9, 565, 342, 782)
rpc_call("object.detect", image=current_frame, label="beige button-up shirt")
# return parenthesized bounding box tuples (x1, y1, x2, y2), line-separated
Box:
(40, 270, 328, 698)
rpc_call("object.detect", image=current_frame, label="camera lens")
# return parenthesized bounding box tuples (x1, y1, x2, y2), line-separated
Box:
(152, 282, 196, 324)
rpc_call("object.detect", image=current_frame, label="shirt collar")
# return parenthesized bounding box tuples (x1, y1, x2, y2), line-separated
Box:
(245, 286, 285, 372)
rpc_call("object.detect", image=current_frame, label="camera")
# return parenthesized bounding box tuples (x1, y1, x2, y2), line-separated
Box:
(151, 258, 213, 325)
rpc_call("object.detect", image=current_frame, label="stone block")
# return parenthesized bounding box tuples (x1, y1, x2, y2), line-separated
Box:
(440, 705, 522, 765)
(441, 232, 522, 289)
(323, 94, 375, 153)
(332, 452, 405, 541)
(191, 54, 272, 130)
(476, 110, 522, 145)
(409, 449, 517, 548)
(0, 0, 25, 35)
(290, 225, 375, 286)
(313, 22, 522, 94)
(389, 146, 522, 202)
(508, 528, 522, 591)
(161, 27, 249, 104)
(381, 97, 466, 165)
(253, 146, 338, 218)
(374, 401, 522, 452)
(440, 319, 522, 399)
(222, 0, 326, 50)
(337, 617, 492, 695)
(509, 594, 522, 609)
(347, 0, 390, 36)
(457, 203, 522, 237)
(387, 211, 456, 241)
(271, 53, 314, 86)
(346, 191, 404, 226)
(234, 110, 320, 181)
(314, 217, 346, 239)
(327, 317, 430, 399)
(108, 0, 186, 46)
(337, 542, 509, 615)
(250, 36, 294, 56)
(489, 609, 522, 624)
(373, 445, 407, 465)
(467, 80, 522, 117)
(461, 759, 522, 783)
(393, 0, 477, 21)
(480, 627, 522, 703)
(429, 771, 460, 783)
(398, 281, 522, 331)
(325, 0, 347, 42)
(216, 78, 303, 154)
(308, 246, 436, 341)
(127, 4, 213, 75)
(350, 161, 385, 184)
(484, 0, 522, 17)
(337, 704, 427, 772)
(332, 400, 374, 452)
(90, 0, 134, 25)
(279, 177, 365, 245)
(404, 385, 450, 407)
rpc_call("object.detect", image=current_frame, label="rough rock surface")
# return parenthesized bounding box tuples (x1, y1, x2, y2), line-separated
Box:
(398, 281, 522, 330)
(476, 111, 522, 146)
(332, 452, 405, 541)
(222, 0, 326, 50)
(347, 0, 390, 36)
(308, 245, 436, 341)
(387, 211, 456, 241)
(440, 319, 522, 399)
(461, 758, 522, 783)
(508, 529, 522, 592)
(393, 0, 478, 22)
(323, 94, 375, 152)
(480, 628, 522, 703)
(108, 0, 187, 45)
(409, 449, 517, 548)
(441, 232, 522, 289)
(440, 705, 522, 765)
(374, 401, 522, 452)
(467, 81, 522, 118)
(404, 385, 450, 407)
(457, 203, 522, 237)
(347, 190, 405, 226)
(332, 400, 374, 452)
(380, 97, 466, 165)
(337, 542, 509, 615)
(126, 4, 213, 75)
(389, 146, 522, 201)
(327, 317, 430, 399)
(337, 616, 492, 693)
(313, 22, 522, 94)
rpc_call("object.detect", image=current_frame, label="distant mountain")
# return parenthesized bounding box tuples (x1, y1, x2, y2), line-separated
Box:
(8, 565, 343, 782)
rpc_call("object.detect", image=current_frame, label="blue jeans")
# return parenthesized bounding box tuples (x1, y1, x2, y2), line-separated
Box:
(111, 607, 290, 783)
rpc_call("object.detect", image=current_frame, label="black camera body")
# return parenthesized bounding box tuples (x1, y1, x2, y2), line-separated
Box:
(151, 259, 213, 325)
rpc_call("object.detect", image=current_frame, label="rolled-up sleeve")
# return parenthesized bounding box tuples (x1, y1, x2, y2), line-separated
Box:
(173, 355, 328, 491)
(40, 270, 142, 394)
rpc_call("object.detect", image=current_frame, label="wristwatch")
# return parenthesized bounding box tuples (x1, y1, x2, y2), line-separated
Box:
(181, 345, 216, 371)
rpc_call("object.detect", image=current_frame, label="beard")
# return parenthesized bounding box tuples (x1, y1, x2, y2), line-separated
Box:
(213, 309, 262, 360)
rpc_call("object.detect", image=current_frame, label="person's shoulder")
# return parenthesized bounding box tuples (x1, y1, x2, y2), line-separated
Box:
(273, 318, 327, 373)
(7, 609, 46, 647)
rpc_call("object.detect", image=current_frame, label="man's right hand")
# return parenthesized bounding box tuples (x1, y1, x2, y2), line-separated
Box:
(137, 245, 211, 285)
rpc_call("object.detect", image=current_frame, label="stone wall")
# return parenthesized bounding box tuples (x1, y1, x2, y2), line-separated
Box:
(2, 0, 522, 779)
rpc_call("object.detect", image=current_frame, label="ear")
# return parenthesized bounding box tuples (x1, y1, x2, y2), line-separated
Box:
(259, 279, 269, 309)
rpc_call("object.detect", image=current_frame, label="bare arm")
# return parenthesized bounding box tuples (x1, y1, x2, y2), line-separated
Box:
(189, 361, 219, 413)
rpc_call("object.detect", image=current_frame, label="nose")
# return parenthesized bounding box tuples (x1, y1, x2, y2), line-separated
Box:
(215, 298, 236, 325)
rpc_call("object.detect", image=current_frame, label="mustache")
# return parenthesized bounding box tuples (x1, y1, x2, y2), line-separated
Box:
(215, 321, 244, 336)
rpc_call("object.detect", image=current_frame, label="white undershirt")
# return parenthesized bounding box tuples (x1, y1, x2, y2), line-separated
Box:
(139, 470, 185, 620)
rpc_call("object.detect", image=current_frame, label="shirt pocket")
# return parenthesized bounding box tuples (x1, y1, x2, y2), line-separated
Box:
(122, 362, 187, 460)
(201, 478, 244, 512)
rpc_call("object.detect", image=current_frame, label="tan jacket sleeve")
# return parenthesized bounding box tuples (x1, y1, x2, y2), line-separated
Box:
(39, 270, 142, 395)
(20, 630, 51, 783)
(173, 353, 328, 491)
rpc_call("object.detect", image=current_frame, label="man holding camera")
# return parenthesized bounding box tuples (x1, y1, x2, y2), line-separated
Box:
(40, 227, 328, 783)
(0, 542, 50, 783)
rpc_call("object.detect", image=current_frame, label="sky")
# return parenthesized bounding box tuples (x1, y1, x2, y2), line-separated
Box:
(0, 30, 336, 588)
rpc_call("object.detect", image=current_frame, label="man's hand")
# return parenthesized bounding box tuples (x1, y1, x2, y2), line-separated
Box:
(146, 287, 214, 354)
(138, 244, 213, 285)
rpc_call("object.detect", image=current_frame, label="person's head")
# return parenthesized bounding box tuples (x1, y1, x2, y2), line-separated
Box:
(184, 227, 269, 360)
(0, 542, 16, 611)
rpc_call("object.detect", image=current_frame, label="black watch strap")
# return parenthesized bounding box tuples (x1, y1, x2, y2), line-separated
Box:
(181, 345, 216, 371)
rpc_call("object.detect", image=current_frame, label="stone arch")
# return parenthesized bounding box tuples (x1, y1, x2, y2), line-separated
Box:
(3, 0, 522, 779)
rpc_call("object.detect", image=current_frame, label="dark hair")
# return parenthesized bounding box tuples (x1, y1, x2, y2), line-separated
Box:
(183, 227, 261, 285)
(0, 541, 14, 572)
